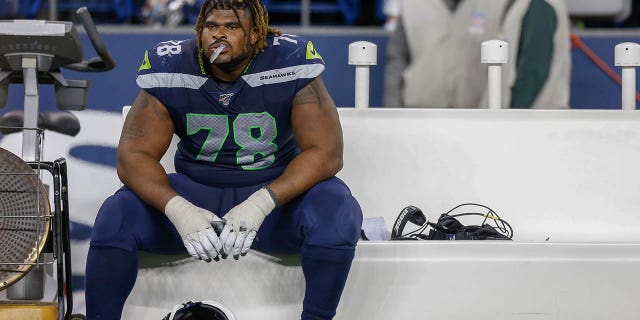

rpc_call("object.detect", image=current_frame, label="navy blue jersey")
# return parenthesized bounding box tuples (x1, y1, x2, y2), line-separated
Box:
(136, 34, 325, 187)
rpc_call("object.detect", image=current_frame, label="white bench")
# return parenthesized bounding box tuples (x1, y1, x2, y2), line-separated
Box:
(123, 108, 640, 319)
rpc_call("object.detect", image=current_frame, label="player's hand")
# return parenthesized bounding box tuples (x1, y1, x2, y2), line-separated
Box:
(164, 196, 224, 262)
(219, 188, 276, 259)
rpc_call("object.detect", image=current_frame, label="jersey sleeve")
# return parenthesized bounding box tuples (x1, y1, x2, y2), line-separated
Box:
(135, 40, 191, 105)
(292, 35, 326, 91)
(238, 34, 326, 93)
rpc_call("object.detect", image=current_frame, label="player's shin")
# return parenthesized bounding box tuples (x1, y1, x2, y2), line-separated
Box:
(85, 246, 139, 320)
(300, 244, 356, 320)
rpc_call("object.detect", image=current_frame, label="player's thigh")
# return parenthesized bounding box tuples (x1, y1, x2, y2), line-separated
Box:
(254, 177, 363, 253)
(90, 186, 183, 253)
(90, 173, 225, 253)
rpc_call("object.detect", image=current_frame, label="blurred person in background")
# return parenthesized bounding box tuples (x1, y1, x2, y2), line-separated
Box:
(0, 0, 20, 18)
(141, 0, 197, 27)
(383, 0, 401, 31)
(141, 0, 168, 25)
(384, 0, 571, 109)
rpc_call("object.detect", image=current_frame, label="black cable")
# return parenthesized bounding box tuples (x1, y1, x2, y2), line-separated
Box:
(443, 203, 513, 239)
(400, 221, 430, 238)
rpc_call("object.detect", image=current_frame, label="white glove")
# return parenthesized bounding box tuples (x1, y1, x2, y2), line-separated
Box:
(219, 188, 276, 259)
(164, 196, 224, 262)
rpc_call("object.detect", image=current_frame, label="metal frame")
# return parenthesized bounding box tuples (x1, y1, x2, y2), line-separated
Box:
(27, 158, 74, 320)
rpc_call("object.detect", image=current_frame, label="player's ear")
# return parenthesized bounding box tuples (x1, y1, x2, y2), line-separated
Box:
(249, 27, 258, 46)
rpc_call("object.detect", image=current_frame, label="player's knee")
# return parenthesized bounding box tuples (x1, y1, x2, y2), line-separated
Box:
(304, 178, 363, 248)
(90, 189, 139, 251)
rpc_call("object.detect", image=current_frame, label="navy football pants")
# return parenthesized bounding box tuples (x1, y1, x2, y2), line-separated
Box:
(85, 173, 362, 320)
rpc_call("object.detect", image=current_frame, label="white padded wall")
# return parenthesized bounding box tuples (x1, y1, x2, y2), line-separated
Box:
(337, 109, 640, 242)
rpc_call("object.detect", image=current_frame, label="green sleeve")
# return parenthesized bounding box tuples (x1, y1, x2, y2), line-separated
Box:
(510, 0, 557, 108)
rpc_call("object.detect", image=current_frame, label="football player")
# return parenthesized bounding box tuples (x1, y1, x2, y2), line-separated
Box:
(85, 0, 363, 319)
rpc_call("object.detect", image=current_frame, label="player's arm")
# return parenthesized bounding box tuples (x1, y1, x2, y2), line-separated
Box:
(117, 89, 177, 211)
(267, 76, 343, 205)
(119, 89, 224, 261)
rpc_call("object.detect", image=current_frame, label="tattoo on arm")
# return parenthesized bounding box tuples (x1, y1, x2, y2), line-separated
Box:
(135, 91, 150, 109)
(122, 124, 145, 140)
(293, 80, 324, 108)
(121, 94, 148, 140)
(150, 97, 171, 122)
(137, 91, 171, 121)
(122, 91, 171, 140)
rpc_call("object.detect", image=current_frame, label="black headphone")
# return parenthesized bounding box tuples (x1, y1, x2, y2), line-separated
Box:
(390, 205, 429, 240)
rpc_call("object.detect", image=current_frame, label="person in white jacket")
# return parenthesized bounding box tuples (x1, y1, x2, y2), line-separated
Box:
(384, 0, 571, 109)
(383, 0, 402, 31)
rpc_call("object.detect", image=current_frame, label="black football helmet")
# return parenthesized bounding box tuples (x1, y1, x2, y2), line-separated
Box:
(163, 300, 236, 320)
